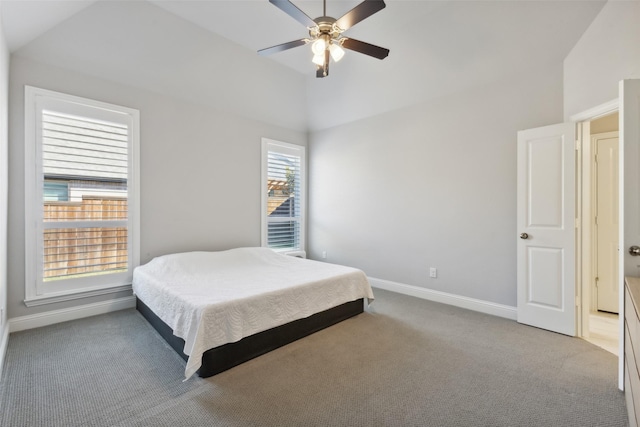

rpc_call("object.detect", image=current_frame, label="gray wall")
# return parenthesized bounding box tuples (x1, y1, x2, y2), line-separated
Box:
(7, 56, 306, 319)
(0, 7, 9, 339)
(564, 0, 640, 119)
(308, 63, 564, 307)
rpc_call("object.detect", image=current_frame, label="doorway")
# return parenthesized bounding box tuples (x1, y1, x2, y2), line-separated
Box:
(581, 112, 620, 356)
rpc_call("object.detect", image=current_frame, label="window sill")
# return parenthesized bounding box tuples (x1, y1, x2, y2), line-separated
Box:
(24, 284, 133, 307)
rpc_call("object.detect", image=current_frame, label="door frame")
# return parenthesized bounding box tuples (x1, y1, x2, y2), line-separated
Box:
(570, 98, 622, 390)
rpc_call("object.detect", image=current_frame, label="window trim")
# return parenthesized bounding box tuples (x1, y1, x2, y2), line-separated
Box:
(24, 86, 140, 306)
(261, 138, 306, 255)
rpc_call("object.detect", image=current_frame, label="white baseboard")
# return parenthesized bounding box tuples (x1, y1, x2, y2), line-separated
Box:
(8, 296, 136, 333)
(0, 324, 8, 381)
(368, 277, 517, 320)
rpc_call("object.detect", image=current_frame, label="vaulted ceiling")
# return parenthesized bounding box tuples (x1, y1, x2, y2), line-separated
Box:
(1, 0, 606, 130)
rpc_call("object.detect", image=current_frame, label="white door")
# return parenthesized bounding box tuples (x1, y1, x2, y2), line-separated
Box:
(620, 79, 640, 388)
(517, 123, 576, 336)
(594, 132, 619, 313)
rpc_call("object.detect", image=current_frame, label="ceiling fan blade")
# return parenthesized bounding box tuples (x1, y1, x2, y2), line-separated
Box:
(269, 0, 317, 28)
(341, 38, 389, 60)
(258, 39, 308, 56)
(335, 0, 386, 31)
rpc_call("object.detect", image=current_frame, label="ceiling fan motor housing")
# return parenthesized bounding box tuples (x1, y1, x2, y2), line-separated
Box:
(310, 17, 343, 42)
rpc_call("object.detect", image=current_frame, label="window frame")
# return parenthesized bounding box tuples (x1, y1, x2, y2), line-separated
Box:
(261, 138, 306, 255)
(24, 86, 140, 306)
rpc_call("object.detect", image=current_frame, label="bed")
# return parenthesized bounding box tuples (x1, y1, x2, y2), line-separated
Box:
(132, 247, 374, 379)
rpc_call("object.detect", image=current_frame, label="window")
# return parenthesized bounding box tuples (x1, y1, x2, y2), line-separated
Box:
(24, 86, 140, 305)
(43, 180, 69, 202)
(261, 138, 305, 255)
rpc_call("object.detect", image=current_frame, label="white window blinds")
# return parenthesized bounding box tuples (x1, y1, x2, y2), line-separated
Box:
(42, 111, 128, 181)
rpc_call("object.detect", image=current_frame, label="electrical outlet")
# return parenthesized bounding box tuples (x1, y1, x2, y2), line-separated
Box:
(322, 251, 327, 259)
(429, 267, 437, 278)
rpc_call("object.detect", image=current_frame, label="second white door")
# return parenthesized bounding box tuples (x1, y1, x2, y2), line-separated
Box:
(593, 132, 619, 313)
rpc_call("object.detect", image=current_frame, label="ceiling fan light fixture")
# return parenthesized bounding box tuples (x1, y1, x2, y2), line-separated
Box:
(311, 38, 326, 55)
(329, 42, 345, 62)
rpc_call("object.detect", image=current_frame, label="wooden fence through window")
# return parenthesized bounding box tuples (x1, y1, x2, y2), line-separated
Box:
(43, 197, 128, 280)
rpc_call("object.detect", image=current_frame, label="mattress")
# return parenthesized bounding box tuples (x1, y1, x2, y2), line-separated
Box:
(132, 247, 374, 379)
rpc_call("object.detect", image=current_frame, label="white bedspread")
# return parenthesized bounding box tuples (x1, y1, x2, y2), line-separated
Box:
(132, 247, 374, 379)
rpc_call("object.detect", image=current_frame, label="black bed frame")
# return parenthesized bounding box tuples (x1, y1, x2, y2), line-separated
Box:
(136, 297, 364, 377)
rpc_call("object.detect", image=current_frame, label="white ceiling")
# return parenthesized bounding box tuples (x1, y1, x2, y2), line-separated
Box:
(1, 0, 607, 130)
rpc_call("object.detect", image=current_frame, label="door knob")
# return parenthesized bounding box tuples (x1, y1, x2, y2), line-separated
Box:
(630, 246, 640, 256)
(520, 233, 529, 240)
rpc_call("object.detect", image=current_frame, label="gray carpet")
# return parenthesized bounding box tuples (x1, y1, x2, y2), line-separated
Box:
(0, 289, 629, 426)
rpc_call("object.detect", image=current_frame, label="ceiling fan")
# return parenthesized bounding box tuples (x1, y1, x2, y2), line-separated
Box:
(258, 0, 390, 78)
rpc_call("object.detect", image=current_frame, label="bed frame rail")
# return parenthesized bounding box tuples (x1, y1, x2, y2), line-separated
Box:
(136, 298, 364, 377)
